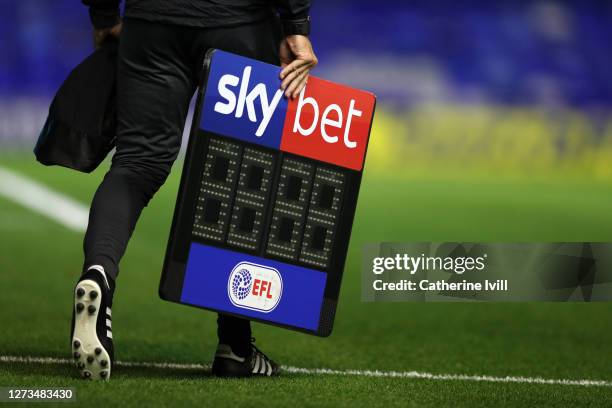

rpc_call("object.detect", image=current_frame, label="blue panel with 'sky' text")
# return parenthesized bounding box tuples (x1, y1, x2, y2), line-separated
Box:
(201, 50, 288, 149)
(181, 242, 327, 331)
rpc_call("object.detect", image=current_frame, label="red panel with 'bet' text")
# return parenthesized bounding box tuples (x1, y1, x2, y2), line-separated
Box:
(280, 76, 376, 171)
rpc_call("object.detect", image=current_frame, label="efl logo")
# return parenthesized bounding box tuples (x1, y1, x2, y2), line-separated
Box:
(227, 262, 283, 313)
(201, 50, 375, 170)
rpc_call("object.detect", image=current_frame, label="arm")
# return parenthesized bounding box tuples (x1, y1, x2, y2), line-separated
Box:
(274, 0, 310, 21)
(82, 0, 122, 48)
(275, 0, 318, 99)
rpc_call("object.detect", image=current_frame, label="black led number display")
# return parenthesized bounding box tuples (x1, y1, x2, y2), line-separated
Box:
(191, 135, 349, 271)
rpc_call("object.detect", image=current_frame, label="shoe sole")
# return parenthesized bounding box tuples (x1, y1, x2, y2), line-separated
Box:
(72, 279, 111, 380)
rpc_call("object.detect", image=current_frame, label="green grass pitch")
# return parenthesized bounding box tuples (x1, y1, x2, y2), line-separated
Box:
(1, 155, 612, 407)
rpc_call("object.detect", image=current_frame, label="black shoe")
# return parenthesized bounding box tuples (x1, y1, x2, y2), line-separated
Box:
(70, 266, 114, 380)
(211, 339, 280, 377)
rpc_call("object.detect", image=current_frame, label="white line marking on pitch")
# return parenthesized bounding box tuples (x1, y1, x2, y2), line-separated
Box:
(0, 166, 88, 232)
(1, 355, 610, 387)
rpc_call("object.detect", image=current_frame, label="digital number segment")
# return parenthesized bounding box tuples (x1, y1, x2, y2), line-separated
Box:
(191, 134, 347, 270)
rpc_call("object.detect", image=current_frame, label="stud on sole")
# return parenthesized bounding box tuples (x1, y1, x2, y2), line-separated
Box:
(72, 279, 111, 381)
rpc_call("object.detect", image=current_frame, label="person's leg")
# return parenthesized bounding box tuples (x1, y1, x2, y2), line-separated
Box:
(83, 19, 198, 281)
(216, 314, 252, 357)
(194, 17, 283, 373)
(73, 18, 197, 380)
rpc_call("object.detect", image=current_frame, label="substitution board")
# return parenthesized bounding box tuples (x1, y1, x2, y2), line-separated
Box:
(160, 49, 375, 336)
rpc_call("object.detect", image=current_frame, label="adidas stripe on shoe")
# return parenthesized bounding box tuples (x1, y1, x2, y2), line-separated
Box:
(212, 341, 280, 377)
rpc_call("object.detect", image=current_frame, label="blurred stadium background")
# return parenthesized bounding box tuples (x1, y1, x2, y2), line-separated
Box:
(2, 0, 612, 181)
(2, 1, 612, 406)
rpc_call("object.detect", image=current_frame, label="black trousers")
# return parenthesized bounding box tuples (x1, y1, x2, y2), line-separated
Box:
(83, 17, 281, 352)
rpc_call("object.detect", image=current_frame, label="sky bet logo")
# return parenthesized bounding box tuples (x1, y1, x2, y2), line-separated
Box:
(227, 262, 283, 313)
(201, 50, 375, 170)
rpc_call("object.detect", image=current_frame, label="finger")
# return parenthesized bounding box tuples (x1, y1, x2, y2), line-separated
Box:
(285, 71, 310, 98)
(292, 75, 308, 99)
(281, 66, 307, 89)
(280, 61, 305, 81)
(280, 65, 309, 90)
(280, 59, 308, 79)
(291, 74, 310, 99)
(284, 70, 306, 97)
